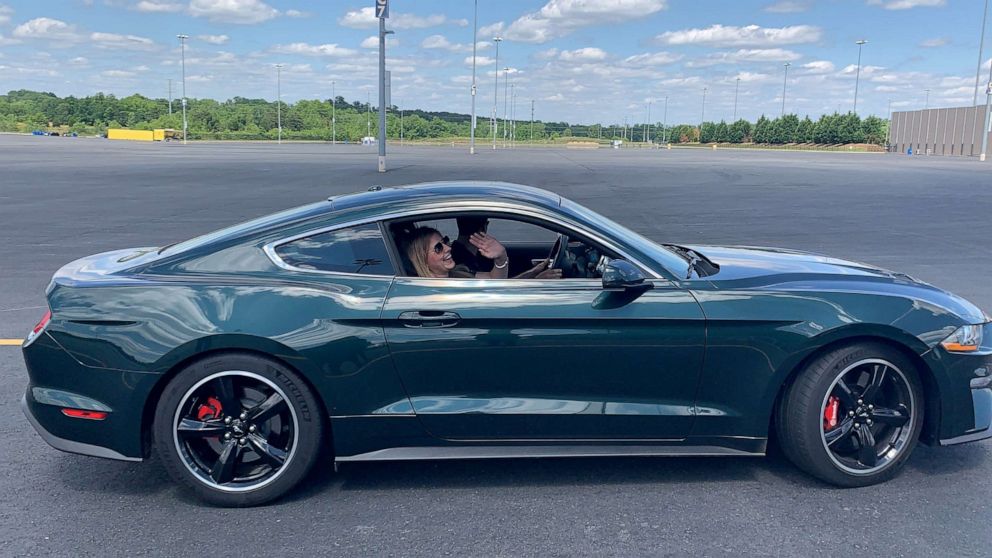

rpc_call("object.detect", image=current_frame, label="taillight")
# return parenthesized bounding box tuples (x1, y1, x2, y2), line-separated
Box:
(24, 309, 51, 347)
(32, 310, 51, 335)
(61, 409, 108, 420)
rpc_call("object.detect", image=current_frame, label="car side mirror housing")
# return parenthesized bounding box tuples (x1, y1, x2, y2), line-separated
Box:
(602, 260, 652, 291)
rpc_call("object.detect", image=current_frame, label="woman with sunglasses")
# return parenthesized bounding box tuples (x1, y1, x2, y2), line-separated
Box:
(405, 226, 509, 279)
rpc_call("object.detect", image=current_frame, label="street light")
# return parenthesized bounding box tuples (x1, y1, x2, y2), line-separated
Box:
(663, 97, 669, 143)
(701, 87, 708, 126)
(470, 0, 478, 154)
(275, 63, 283, 145)
(781, 62, 791, 116)
(646, 100, 652, 143)
(853, 39, 867, 115)
(492, 36, 502, 150)
(503, 66, 510, 148)
(733, 77, 740, 121)
(976, 0, 990, 106)
(177, 34, 188, 145)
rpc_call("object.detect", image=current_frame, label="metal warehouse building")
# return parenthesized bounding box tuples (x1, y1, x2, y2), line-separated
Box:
(889, 106, 991, 157)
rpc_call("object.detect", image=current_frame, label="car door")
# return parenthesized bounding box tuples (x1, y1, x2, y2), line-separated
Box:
(381, 217, 706, 441)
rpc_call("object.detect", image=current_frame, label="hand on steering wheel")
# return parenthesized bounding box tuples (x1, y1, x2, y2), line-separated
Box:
(549, 233, 570, 276)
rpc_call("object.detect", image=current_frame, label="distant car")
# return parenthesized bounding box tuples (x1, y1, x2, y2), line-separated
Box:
(20, 182, 992, 506)
(31, 130, 47, 136)
(49, 132, 59, 137)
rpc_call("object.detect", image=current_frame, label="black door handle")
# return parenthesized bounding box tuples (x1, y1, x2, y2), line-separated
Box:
(397, 311, 462, 328)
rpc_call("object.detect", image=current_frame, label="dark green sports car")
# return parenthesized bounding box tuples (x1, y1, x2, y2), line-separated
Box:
(21, 182, 992, 506)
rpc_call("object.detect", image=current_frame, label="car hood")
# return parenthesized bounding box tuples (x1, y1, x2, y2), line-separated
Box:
(685, 245, 913, 282)
(684, 244, 989, 324)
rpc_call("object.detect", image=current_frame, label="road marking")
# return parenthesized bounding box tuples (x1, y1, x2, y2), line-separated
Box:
(0, 339, 23, 346)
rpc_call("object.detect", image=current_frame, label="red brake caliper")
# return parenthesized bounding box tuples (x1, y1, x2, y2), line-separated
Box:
(197, 397, 223, 421)
(824, 395, 840, 430)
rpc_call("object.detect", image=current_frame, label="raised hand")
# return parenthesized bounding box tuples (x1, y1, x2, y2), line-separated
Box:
(469, 232, 507, 263)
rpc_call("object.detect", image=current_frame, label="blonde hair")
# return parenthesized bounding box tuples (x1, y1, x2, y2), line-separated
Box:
(405, 227, 441, 278)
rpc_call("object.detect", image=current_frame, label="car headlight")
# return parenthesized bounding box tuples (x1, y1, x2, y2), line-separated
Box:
(941, 324, 984, 353)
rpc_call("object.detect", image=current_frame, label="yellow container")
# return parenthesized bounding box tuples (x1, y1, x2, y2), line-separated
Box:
(107, 129, 154, 141)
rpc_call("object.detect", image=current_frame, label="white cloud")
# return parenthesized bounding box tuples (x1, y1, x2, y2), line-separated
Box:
(0, 33, 19, 46)
(735, 71, 770, 82)
(920, 37, 947, 48)
(479, 21, 505, 38)
(623, 51, 682, 67)
(802, 60, 835, 73)
(422, 34, 452, 49)
(686, 48, 802, 67)
(505, 0, 668, 43)
(559, 47, 608, 62)
(339, 7, 462, 30)
(544, 93, 565, 101)
(197, 34, 229, 45)
(285, 9, 307, 18)
(656, 24, 821, 47)
(91, 31, 156, 49)
(869, 0, 946, 9)
(535, 48, 559, 60)
(465, 55, 496, 67)
(102, 69, 136, 78)
(13, 17, 80, 41)
(134, 1, 183, 13)
(360, 35, 397, 49)
(272, 42, 357, 57)
(764, 0, 811, 12)
(188, 0, 278, 24)
(0, 4, 12, 25)
(69, 56, 89, 66)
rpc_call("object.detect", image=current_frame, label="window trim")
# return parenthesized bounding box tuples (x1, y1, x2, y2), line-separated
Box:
(263, 201, 664, 281)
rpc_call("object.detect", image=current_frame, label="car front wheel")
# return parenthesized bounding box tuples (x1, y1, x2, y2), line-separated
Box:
(152, 353, 323, 506)
(777, 342, 924, 487)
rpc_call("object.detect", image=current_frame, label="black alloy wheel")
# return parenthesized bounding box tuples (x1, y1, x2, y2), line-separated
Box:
(777, 342, 924, 487)
(153, 353, 323, 506)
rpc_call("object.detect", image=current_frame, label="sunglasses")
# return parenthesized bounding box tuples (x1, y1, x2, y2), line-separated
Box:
(432, 236, 451, 255)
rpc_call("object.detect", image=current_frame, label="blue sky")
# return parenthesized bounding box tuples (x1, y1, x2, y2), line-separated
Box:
(0, 0, 984, 124)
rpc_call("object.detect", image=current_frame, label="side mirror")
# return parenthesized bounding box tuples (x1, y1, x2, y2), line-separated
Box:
(602, 260, 652, 291)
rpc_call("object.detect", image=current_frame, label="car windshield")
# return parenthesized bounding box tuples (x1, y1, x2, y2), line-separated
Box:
(560, 198, 686, 278)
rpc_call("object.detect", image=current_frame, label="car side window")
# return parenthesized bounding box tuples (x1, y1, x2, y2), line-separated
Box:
(275, 223, 395, 275)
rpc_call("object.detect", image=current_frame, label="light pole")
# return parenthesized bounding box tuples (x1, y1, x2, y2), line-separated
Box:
(367, 90, 371, 138)
(887, 98, 893, 148)
(976, 0, 990, 106)
(177, 34, 188, 144)
(733, 77, 740, 121)
(492, 36, 502, 150)
(470, 0, 478, 154)
(275, 63, 283, 144)
(377, 13, 390, 173)
(646, 100, 652, 143)
(331, 81, 336, 144)
(924, 88, 930, 109)
(503, 66, 509, 147)
(980, 48, 992, 160)
(662, 95, 668, 143)
(781, 62, 790, 116)
(530, 99, 535, 141)
(701, 87, 708, 126)
(854, 39, 867, 115)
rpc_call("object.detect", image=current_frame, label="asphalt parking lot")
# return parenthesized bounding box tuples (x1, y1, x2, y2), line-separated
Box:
(1, 134, 991, 556)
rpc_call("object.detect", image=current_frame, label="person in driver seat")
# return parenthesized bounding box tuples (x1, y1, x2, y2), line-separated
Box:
(451, 216, 562, 280)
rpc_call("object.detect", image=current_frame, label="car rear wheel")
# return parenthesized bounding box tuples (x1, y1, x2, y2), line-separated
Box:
(152, 353, 323, 506)
(777, 342, 923, 487)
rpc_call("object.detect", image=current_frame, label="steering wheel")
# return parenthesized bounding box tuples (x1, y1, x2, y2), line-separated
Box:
(549, 233, 570, 273)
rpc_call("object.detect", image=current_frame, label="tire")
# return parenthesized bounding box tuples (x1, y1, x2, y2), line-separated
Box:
(152, 353, 324, 506)
(777, 342, 924, 487)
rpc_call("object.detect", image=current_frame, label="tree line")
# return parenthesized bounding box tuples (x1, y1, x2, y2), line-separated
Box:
(0, 89, 888, 145)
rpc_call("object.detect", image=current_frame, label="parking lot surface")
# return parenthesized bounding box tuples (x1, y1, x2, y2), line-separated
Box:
(1, 135, 990, 556)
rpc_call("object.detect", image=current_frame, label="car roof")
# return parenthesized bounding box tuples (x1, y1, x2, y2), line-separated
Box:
(330, 181, 562, 213)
